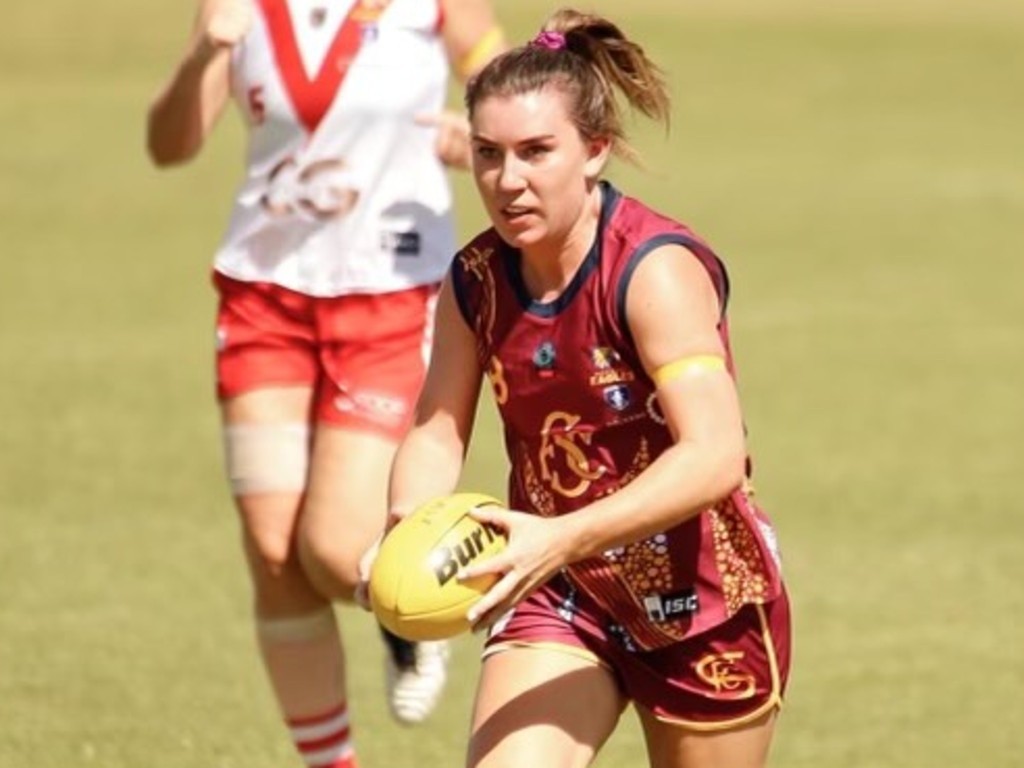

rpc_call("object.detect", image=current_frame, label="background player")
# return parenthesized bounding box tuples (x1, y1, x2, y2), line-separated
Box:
(146, 0, 504, 765)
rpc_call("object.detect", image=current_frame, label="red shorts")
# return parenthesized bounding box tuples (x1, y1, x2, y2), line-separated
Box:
(484, 575, 791, 730)
(213, 272, 438, 437)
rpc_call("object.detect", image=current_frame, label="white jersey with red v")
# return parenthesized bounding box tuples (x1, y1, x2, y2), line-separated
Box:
(215, 0, 457, 297)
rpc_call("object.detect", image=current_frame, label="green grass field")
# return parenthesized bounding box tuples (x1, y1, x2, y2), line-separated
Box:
(2, 1, 1022, 765)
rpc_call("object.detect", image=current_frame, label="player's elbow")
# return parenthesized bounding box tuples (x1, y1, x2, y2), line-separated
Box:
(145, 112, 200, 168)
(146, 133, 197, 168)
(147, 143, 179, 168)
(705, 433, 748, 499)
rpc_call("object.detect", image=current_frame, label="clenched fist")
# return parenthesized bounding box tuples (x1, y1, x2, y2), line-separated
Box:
(193, 0, 253, 61)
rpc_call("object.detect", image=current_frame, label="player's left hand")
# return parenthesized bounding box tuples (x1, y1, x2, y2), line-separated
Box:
(458, 505, 572, 631)
(416, 111, 472, 170)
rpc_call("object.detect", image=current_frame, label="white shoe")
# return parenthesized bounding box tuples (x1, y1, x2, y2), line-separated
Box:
(383, 637, 450, 725)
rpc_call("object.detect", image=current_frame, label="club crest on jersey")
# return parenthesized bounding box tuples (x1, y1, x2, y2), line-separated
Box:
(259, 157, 359, 220)
(352, 0, 392, 23)
(588, 345, 634, 386)
(533, 341, 556, 372)
(603, 384, 631, 411)
(591, 346, 621, 370)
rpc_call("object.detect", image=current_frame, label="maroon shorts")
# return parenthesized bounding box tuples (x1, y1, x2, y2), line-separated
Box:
(484, 575, 791, 730)
(213, 272, 438, 438)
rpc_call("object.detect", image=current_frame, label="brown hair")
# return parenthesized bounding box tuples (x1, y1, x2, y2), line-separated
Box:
(465, 8, 670, 161)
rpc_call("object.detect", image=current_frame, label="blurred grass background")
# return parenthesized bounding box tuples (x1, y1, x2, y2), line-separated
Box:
(1, 0, 1022, 766)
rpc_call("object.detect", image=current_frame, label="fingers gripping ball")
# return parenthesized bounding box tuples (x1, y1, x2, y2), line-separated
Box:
(370, 493, 507, 641)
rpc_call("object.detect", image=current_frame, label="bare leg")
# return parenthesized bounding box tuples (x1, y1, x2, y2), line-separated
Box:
(638, 705, 779, 768)
(298, 423, 450, 724)
(469, 647, 625, 768)
(223, 389, 354, 765)
(297, 425, 396, 600)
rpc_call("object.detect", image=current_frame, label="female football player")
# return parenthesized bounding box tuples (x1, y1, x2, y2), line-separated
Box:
(146, 0, 504, 765)
(371, 8, 791, 767)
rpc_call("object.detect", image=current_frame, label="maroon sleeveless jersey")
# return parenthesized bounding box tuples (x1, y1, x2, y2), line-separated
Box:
(451, 183, 783, 649)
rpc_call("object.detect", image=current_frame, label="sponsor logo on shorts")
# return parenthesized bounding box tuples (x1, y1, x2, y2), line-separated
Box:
(693, 651, 757, 701)
(334, 387, 408, 425)
(642, 588, 699, 623)
(430, 522, 504, 586)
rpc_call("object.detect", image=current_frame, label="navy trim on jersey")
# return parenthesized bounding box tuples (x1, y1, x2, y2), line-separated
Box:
(616, 234, 731, 350)
(449, 264, 474, 329)
(506, 182, 622, 318)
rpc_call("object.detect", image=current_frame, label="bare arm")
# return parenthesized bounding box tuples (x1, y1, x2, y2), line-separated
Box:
(145, 0, 252, 166)
(439, 0, 506, 81)
(388, 275, 485, 518)
(559, 244, 747, 558)
(463, 244, 748, 626)
(420, 0, 507, 169)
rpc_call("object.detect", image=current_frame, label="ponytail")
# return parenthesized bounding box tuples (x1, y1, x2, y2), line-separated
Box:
(466, 8, 670, 161)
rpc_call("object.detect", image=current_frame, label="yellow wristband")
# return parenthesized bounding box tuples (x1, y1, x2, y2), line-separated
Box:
(457, 26, 505, 79)
(652, 355, 726, 386)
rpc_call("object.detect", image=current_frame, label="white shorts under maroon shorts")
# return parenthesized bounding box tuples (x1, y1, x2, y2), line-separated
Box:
(213, 271, 438, 438)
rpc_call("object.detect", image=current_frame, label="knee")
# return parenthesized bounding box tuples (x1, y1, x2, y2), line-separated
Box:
(241, 525, 327, 614)
(298, 530, 362, 603)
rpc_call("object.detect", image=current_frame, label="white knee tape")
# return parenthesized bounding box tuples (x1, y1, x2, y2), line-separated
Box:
(257, 607, 337, 644)
(223, 422, 310, 495)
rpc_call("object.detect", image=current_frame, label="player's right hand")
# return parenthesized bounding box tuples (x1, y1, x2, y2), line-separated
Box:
(195, 0, 253, 59)
(355, 534, 382, 611)
(354, 507, 407, 610)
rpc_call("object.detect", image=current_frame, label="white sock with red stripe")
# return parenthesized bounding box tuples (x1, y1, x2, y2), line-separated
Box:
(256, 608, 357, 768)
(287, 703, 357, 768)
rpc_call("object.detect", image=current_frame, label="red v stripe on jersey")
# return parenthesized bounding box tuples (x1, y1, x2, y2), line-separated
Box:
(258, 0, 369, 133)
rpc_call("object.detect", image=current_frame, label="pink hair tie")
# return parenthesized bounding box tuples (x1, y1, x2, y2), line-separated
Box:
(531, 31, 566, 51)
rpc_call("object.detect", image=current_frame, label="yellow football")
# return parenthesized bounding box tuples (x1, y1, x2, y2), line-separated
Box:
(370, 493, 507, 641)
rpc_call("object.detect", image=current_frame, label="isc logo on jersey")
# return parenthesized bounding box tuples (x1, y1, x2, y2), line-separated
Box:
(643, 589, 699, 623)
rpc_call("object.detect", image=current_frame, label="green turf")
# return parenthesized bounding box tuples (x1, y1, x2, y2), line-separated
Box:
(1, 1, 1022, 766)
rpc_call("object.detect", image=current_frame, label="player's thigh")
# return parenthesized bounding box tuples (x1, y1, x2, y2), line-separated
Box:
(221, 387, 324, 610)
(297, 425, 398, 594)
(638, 706, 778, 768)
(222, 387, 314, 550)
(468, 646, 625, 768)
